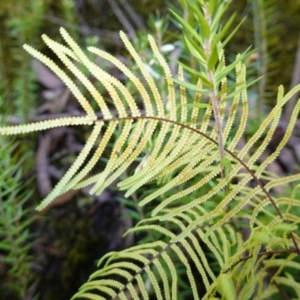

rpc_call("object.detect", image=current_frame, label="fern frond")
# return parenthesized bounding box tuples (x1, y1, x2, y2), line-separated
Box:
(36, 121, 103, 210)
(1, 9, 300, 297)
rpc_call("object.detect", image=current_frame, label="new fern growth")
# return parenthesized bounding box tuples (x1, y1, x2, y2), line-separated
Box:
(1, 0, 300, 299)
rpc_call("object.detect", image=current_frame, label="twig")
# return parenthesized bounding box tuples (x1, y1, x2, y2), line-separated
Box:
(284, 32, 300, 123)
(223, 247, 299, 273)
(119, 0, 144, 29)
(107, 0, 136, 40)
(44, 15, 122, 45)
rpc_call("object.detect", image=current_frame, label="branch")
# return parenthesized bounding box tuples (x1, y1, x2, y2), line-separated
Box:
(108, 0, 136, 40)
(223, 247, 299, 273)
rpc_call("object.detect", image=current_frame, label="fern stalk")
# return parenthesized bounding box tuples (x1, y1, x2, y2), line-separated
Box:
(203, 3, 226, 174)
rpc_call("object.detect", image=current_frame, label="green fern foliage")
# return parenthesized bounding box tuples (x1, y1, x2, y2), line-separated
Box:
(1, 0, 300, 298)
(0, 136, 34, 299)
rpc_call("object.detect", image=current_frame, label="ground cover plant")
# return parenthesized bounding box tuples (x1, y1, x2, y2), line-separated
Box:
(1, 0, 300, 299)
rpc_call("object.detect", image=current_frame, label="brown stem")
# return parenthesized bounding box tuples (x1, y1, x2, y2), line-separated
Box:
(223, 248, 299, 273)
